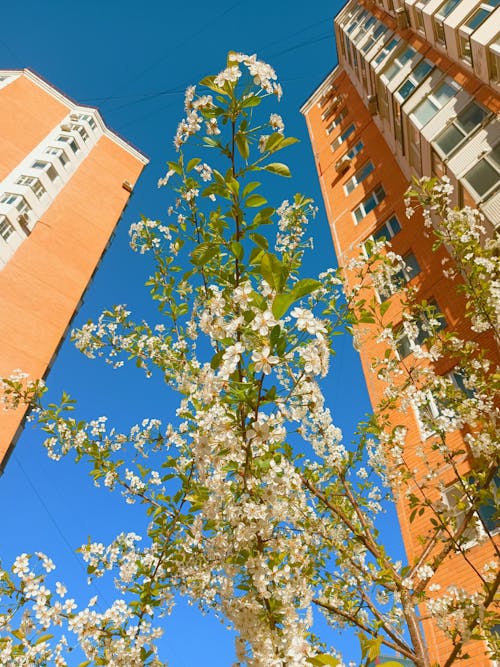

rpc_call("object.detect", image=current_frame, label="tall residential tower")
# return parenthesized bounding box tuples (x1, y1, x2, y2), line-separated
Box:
(301, 0, 499, 664)
(0, 69, 148, 471)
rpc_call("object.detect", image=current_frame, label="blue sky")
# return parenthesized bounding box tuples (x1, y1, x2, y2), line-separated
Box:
(0, 1, 400, 664)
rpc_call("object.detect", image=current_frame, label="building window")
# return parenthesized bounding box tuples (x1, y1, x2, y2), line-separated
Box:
(0, 193, 19, 207)
(434, 101, 489, 157)
(433, 0, 461, 43)
(71, 124, 90, 142)
(0, 194, 31, 220)
(0, 216, 14, 241)
(442, 482, 481, 544)
(381, 44, 416, 82)
(413, 0, 433, 31)
(344, 161, 374, 195)
(441, 474, 499, 545)
(373, 215, 401, 243)
(353, 185, 386, 223)
(361, 22, 387, 54)
(326, 108, 348, 135)
(410, 79, 458, 128)
(57, 135, 80, 154)
(352, 14, 377, 46)
(461, 143, 500, 201)
(31, 160, 59, 182)
(395, 300, 446, 358)
(458, 3, 498, 64)
(330, 123, 356, 152)
(378, 251, 421, 301)
(347, 140, 364, 159)
(373, 37, 399, 68)
(15, 175, 46, 199)
(45, 147, 69, 168)
(395, 60, 433, 101)
(364, 215, 401, 255)
(72, 113, 97, 130)
(489, 37, 500, 81)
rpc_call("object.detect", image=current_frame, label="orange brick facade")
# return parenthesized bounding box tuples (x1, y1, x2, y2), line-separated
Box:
(302, 1, 499, 664)
(0, 71, 148, 470)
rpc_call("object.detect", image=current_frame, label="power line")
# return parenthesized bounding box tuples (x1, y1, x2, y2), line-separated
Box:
(98, 0, 246, 106)
(107, 29, 335, 127)
(13, 454, 110, 608)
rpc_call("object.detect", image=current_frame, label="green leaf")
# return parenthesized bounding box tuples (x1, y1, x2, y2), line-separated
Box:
(291, 278, 321, 300)
(246, 194, 268, 208)
(249, 233, 268, 250)
(230, 241, 244, 260)
(35, 634, 54, 645)
(78, 662, 92, 667)
(186, 157, 201, 172)
(278, 136, 300, 149)
(166, 161, 183, 176)
(203, 137, 220, 148)
(272, 293, 295, 319)
(307, 655, 339, 666)
(242, 181, 261, 199)
(264, 162, 291, 177)
(261, 253, 286, 292)
(199, 76, 228, 95)
(191, 242, 218, 266)
(265, 133, 284, 152)
(253, 207, 275, 225)
(380, 300, 391, 317)
(241, 95, 261, 108)
(235, 133, 250, 160)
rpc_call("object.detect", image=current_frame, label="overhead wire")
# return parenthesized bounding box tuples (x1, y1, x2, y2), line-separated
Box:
(109, 29, 334, 129)
(13, 454, 110, 609)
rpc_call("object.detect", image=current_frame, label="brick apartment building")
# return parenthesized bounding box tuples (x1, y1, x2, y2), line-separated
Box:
(301, 0, 499, 663)
(0, 69, 148, 471)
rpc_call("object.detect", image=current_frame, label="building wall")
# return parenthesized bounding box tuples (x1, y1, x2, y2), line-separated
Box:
(302, 1, 499, 663)
(0, 71, 147, 470)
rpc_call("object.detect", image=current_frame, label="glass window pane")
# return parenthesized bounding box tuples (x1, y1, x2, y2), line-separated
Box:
(435, 125, 464, 155)
(435, 82, 456, 105)
(404, 253, 421, 278)
(413, 98, 438, 125)
(439, 0, 460, 18)
(466, 7, 490, 30)
(464, 159, 499, 196)
(458, 103, 487, 133)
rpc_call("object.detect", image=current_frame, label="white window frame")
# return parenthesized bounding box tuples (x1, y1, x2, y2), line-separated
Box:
(326, 108, 348, 135)
(330, 123, 356, 152)
(489, 37, 500, 82)
(458, 3, 497, 64)
(381, 44, 416, 83)
(57, 134, 81, 155)
(45, 146, 69, 168)
(0, 215, 14, 241)
(377, 251, 421, 301)
(71, 123, 90, 142)
(433, 101, 489, 158)
(461, 142, 500, 202)
(31, 160, 59, 182)
(410, 78, 459, 128)
(344, 161, 374, 195)
(15, 175, 46, 200)
(433, 0, 461, 44)
(352, 185, 386, 223)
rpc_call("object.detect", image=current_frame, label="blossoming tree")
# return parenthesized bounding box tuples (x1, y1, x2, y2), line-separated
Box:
(0, 54, 498, 667)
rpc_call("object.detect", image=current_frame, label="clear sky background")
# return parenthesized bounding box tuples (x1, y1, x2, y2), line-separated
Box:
(0, 2, 404, 664)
